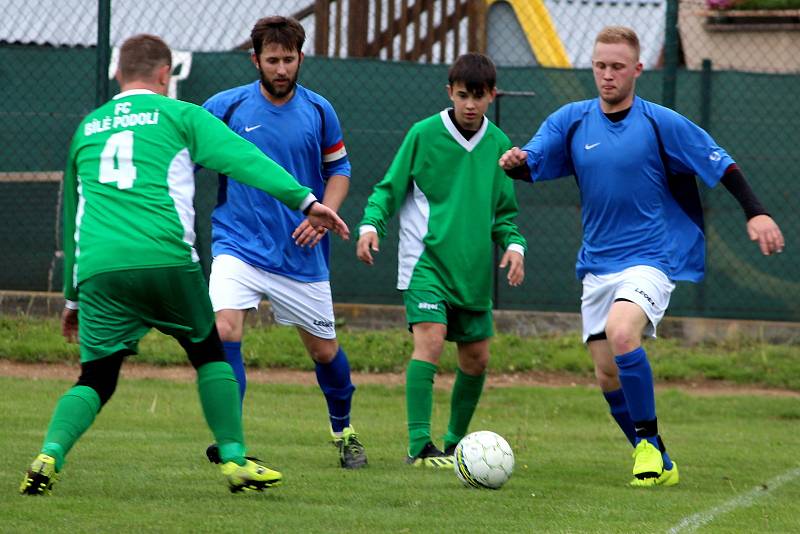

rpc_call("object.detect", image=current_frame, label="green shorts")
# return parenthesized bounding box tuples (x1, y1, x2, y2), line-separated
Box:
(403, 289, 494, 343)
(77, 264, 215, 363)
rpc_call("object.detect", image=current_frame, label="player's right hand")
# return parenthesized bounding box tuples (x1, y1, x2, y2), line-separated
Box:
(61, 307, 79, 343)
(306, 202, 350, 240)
(747, 214, 784, 256)
(498, 147, 528, 170)
(356, 231, 379, 265)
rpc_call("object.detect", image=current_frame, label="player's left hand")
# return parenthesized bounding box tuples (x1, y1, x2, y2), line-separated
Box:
(747, 214, 784, 256)
(292, 218, 327, 248)
(302, 202, 350, 241)
(61, 307, 79, 343)
(500, 250, 524, 287)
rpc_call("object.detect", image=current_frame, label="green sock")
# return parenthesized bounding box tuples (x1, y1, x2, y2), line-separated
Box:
(406, 359, 437, 457)
(197, 362, 246, 465)
(41, 385, 101, 471)
(443, 368, 486, 450)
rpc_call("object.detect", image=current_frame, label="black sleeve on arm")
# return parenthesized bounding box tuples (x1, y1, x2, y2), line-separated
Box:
(720, 165, 769, 220)
(504, 164, 531, 181)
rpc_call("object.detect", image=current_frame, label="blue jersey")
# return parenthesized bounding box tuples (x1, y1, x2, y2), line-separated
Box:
(523, 96, 734, 282)
(204, 82, 351, 282)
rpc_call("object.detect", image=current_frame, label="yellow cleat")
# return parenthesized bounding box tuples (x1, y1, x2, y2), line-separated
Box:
(629, 440, 679, 487)
(221, 458, 283, 493)
(20, 454, 58, 496)
(632, 440, 663, 477)
(630, 461, 680, 487)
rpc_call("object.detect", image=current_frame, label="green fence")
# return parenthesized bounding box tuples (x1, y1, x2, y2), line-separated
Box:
(1, 0, 797, 322)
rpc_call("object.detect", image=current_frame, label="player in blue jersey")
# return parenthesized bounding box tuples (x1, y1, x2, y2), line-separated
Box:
(500, 26, 784, 487)
(202, 16, 366, 469)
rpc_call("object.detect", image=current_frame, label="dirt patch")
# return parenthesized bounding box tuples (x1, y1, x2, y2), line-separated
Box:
(1, 359, 797, 397)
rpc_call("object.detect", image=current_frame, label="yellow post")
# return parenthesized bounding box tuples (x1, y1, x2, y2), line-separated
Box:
(486, 0, 571, 67)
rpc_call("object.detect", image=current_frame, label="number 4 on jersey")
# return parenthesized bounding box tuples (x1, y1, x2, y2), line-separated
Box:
(99, 130, 137, 189)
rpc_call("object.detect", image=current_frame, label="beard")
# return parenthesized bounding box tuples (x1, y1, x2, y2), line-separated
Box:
(599, 83, 633, 108)
(260, 69, 298, 99)
(601, 93, 626, 107)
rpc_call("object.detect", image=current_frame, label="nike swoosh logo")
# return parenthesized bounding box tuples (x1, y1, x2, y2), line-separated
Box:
(584, 142, 601, 150)
(244, 125, 262, 132)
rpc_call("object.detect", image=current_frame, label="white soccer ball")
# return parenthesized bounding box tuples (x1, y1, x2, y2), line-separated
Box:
(453, 430, 515, 489)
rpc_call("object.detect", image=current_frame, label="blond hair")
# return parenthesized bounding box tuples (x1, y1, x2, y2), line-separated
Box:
(594, 26, 640, 60)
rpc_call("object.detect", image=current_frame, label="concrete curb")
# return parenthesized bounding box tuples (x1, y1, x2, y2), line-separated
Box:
(2, 290, 798, 345)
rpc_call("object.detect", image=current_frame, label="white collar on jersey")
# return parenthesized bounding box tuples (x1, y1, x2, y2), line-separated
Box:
(439, 109, 488, 153)
(113, 89, 157, 100)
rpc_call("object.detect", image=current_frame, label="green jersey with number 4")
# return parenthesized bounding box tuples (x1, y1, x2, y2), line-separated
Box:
(63, 89, 312, 302)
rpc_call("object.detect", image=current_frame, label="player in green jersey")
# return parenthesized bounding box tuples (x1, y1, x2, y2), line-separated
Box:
(19, 34, 349, 496)
(356, 53, 527, 467)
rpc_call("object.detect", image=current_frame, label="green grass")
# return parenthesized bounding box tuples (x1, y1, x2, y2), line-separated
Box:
(3, 314, 800, 390)
(2, 377, 800, 532)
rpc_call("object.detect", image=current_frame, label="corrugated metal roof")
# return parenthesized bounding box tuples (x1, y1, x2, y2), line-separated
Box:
(0, 0, 302, 51)
(545, 0, 666, 68)
(2, 0, 665, 67)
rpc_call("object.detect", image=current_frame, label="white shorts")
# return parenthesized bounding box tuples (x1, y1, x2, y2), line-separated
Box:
(208, 254, 336, 339)
(580, 265, 675, 343)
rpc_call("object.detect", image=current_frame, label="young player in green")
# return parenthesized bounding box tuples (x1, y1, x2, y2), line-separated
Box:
(356, 53, 527, 467)
(19, 34, 349, 496)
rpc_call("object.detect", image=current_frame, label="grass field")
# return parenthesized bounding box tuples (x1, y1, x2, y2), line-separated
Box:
(2, 376, 799, 533)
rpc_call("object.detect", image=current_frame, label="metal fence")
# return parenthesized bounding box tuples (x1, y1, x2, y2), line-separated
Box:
(0, 0, 797, 321)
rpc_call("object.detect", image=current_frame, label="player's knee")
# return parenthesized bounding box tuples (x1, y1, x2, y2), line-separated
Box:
(215, 318, 242, 342)
(75, 377, 117, 406)
(76, 351, 126, 406)
(414, 337, 445, 360)
(180, 327, 226, 369)
(412, 342, 444, 363)
(605, 325, 640, 354)
(456, 340, 490, 374)
(462, 351, 489, 373)
(460, 357, 488, 376)
(411, 323, 447, 358)
(308, 341, 339, 364)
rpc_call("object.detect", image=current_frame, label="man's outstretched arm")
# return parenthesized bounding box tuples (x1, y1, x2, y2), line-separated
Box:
(720, 165, 783, 255)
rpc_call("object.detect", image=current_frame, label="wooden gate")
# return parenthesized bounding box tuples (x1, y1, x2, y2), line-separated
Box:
(308, 0, 487, 62)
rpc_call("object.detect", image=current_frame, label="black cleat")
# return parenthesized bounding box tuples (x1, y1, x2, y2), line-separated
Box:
(206, 443, 221, 464)
(332, 426, 368, 469)
(406, 442, 454, 469)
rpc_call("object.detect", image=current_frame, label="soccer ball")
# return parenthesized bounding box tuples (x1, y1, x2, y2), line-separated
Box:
(453, 430, 514, 489)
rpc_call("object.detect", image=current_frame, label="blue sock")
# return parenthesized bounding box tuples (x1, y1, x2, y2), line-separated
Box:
(615, 347, 658, 448)
(614, 348, 674, 469)
(315, 347, 355, 433)
(602, 388, 636, 446)
(660, 440, 674, 470)
(223, 341, 246, 407)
